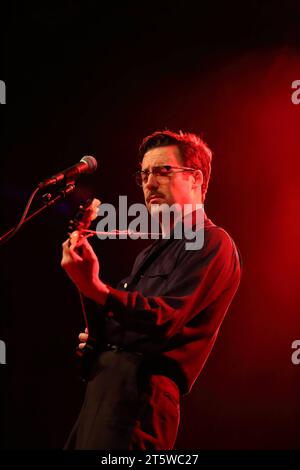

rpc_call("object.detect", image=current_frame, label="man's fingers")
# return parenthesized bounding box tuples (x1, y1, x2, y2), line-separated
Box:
(81, 238, 98, 261)
(81, 237, 93, 251)
(78, 330, 88, 349)
(61, 238, 82, 266)
(79, 332, 88, 341)
(62, 237, 95, 267)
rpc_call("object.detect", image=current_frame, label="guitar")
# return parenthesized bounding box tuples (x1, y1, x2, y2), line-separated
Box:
(68, 197, 103, 381)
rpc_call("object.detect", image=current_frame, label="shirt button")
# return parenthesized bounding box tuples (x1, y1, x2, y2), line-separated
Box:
(124, 282, 128, 289)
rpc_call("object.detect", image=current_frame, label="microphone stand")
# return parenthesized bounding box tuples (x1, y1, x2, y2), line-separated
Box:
(0, 183, 76, 245)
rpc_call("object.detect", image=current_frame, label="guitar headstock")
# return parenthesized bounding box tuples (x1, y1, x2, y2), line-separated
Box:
(68, 198, 101, 248)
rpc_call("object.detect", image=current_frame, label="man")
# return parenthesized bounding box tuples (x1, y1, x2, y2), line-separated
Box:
(61, 130, 242, 450)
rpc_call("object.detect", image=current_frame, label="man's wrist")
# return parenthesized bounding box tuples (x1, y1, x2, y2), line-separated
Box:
(88, 278, 109, 305)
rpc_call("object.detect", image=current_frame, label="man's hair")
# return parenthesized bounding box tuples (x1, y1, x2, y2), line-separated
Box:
(138, 130, 212, 202)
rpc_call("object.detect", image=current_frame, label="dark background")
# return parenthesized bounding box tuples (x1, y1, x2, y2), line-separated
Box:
(0, 1, 300, 450)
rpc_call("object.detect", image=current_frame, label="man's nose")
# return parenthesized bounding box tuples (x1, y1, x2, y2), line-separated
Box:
(145, 171, 159, 189)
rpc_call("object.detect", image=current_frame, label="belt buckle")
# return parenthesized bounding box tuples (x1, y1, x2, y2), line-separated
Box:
(107, 343, 121, 353)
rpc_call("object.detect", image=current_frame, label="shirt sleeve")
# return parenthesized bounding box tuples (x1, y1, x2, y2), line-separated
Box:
(103, 228, 241, 341)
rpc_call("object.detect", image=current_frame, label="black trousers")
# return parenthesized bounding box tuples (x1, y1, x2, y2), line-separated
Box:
(64, 350, 180, 450)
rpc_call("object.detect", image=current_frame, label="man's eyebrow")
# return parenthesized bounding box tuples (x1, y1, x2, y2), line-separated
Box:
(141, 163, 168, 171)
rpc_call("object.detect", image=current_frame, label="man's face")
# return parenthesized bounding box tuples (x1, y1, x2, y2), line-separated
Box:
(141, 145, 197, 212)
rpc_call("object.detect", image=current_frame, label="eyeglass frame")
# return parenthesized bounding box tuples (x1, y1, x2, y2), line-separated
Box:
(134, 164, 199, 187)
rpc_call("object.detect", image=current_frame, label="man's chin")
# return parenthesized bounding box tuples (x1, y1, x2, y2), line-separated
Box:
(147, 201, 160, 214)
(149, 201, 171, 216)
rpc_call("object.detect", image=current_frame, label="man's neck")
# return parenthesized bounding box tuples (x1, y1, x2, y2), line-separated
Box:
(159, 203, 204, 237)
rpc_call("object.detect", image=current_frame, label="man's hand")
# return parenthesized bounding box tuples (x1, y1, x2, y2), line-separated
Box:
(78, 328, 89, 349)
(61, 237, 109, 305)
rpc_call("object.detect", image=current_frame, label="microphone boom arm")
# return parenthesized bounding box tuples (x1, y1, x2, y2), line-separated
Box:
(0, 183, 76, 245)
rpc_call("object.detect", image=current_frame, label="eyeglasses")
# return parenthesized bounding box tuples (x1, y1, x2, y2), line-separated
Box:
(134, 165, 197, 187)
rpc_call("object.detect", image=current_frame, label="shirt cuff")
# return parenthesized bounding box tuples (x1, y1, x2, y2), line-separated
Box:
(104, 285, 130, 318)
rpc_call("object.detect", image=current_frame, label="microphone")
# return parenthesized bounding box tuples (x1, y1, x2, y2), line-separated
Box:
(38, 156, 98, 189)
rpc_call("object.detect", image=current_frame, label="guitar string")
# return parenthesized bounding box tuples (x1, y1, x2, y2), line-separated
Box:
(79, 229, 161, 237)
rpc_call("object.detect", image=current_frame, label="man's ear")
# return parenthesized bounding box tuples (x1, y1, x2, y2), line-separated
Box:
(192, 169, 203, 188)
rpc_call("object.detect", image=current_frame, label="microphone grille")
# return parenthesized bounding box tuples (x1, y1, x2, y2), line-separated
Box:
(80, 155, 98, 173)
